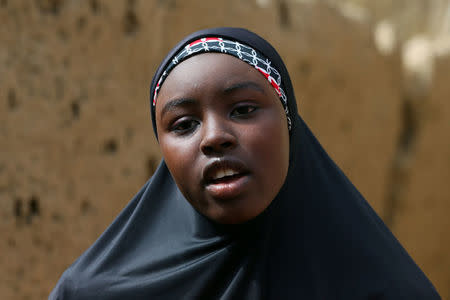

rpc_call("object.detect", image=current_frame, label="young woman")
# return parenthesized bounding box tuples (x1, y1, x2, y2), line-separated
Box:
(50, 27, 440, 299)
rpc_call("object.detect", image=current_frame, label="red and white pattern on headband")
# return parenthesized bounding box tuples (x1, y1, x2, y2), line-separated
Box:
(189, 37, 223, 47)
(152, 37, 291, 129)
(255, 66, 282, 97)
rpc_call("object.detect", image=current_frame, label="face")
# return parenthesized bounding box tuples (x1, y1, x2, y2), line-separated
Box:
(155, 53, 289, 224)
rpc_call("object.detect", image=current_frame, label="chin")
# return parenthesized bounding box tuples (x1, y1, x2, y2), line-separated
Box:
(208, 208, 262, 225)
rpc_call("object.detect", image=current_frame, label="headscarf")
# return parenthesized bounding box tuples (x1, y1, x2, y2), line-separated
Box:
(50, 27, 440, 299)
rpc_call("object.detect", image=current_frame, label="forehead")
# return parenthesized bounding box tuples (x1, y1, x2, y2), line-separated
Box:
(156, 53, 269, 99)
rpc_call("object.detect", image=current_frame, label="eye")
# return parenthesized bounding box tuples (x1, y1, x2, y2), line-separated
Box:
(171, 118, 199, 135)
(231, 104, 258, 117)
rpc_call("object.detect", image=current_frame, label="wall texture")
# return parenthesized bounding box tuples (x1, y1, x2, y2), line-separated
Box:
(0, 0, 448, 299)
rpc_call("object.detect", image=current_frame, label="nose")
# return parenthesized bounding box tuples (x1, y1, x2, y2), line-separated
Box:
(200, 116, 237, 156)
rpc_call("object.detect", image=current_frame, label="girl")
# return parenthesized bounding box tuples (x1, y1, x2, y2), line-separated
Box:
(50, 27, 440, 299)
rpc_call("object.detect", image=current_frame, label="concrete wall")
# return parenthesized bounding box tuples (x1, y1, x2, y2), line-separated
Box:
(0, 0, 448, 298)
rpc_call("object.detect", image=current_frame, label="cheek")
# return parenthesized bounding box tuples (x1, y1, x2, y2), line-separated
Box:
(159, 137, 198, 182)
(245, 115, 289, 184)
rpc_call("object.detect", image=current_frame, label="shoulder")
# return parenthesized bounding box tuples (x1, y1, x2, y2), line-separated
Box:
(378, 278, 441, 300)
(49, 268, 78, 300)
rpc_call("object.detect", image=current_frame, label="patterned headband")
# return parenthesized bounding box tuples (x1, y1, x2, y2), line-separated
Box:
(152, 37, 291, 130)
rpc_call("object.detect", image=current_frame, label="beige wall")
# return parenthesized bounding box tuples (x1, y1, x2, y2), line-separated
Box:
(0, 1, 448, 299)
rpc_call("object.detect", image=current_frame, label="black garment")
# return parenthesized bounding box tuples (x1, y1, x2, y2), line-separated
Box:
(50, 28, 440, 299)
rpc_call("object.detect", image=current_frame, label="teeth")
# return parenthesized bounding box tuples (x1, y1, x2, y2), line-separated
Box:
(212, 168, 238, 180)
(224, 169, 235, 177)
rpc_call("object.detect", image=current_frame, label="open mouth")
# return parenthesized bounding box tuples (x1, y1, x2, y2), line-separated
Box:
(202, 159, 250, 199)
(210, 168, 245, 184)
(203, 159, 248, 184)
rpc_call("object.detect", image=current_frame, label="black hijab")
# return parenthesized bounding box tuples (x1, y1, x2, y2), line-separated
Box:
(50, 27, 440, 299)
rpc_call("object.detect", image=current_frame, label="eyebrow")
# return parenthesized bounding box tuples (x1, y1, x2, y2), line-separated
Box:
(160, 81, 265, 117)
(223, 81, 266, 95)
(160, 98, 197, 117)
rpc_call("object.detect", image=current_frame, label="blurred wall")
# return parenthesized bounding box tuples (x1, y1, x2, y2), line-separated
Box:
(0, 0, 449, 299)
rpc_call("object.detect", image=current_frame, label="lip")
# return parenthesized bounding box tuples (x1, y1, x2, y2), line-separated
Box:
(202, 158, 251, 200)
